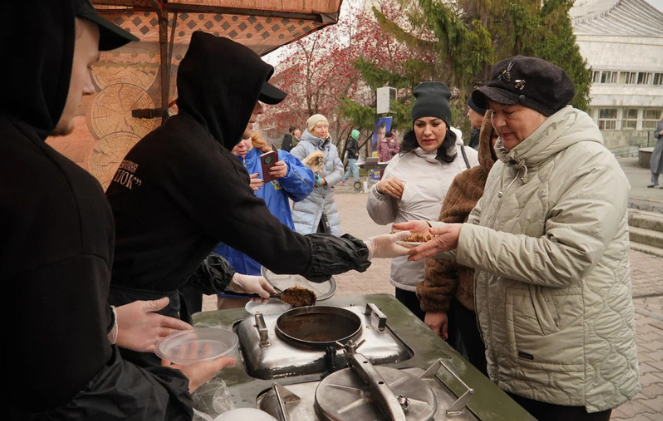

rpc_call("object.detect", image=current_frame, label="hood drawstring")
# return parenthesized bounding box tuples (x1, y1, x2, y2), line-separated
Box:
(504, 159, 529, 193)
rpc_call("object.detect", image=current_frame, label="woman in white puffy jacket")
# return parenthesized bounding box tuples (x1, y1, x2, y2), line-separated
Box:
(366, 81, 478, 320)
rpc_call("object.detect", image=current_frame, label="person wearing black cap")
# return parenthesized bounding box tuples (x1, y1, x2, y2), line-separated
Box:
(397, 56, 639, 420)
(105, 31, 411, 369)
(367, 81, 478, 321)
(3, 0, 236, 418)
(466, 96, 486, 150)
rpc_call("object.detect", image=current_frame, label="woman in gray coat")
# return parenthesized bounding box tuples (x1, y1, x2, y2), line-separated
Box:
(648, 110, 663, 188)
(290, 114, 344, 236)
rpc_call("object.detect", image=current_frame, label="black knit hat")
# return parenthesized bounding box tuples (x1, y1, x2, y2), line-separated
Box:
(472, 55, 575, 117)
(467, 95, 486, 115)
(411, 81, 452, 125)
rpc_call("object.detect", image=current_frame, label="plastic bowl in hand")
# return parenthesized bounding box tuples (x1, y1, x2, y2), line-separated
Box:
(156, 327, 238, 365)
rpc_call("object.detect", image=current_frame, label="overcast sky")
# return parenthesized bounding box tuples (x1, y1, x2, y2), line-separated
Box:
(648, 0, 663, 11)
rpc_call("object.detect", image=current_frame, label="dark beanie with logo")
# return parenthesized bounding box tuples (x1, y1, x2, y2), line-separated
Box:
(472, 55, 575, 117)
(411, 81, 452, 126)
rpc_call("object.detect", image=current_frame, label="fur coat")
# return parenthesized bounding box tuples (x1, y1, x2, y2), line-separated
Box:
(417, 112, 496, 312)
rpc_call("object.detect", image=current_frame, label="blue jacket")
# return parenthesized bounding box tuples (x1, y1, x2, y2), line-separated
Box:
(213, 147, 314, 275)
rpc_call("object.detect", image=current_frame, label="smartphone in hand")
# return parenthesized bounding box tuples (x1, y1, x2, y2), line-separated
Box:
(260, 150, 279, 183)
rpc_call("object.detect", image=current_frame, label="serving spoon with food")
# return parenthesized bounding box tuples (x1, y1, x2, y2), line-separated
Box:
(225, 286, 317, 308)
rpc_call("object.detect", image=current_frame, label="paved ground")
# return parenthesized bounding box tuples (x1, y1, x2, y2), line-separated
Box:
(202, 157, 663, 419)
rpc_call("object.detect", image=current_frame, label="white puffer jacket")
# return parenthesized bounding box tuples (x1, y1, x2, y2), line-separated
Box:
(367, 138, 478, 291)
(456, 106, 640, 412)
(290, 130, 344, 236)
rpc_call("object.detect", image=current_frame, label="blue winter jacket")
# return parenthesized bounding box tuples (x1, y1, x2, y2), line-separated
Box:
(213, 147, 314, 275)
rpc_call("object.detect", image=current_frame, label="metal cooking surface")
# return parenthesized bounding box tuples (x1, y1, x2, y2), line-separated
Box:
(257, 367, 478, 421)
(236, 304, 412, 380)
(316, 366, 437, 421)
(276, 306, 361, 348)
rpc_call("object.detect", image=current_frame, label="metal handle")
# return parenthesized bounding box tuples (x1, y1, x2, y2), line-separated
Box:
(254, 313, 270, 348)
(348, 353, 406, 421)
(364, 303, 387, 332)
(272, 383, 300, 421)
(421, 358, 474, 415)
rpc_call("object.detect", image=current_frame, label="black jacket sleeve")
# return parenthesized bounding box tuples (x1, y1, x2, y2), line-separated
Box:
(187, 253, 236, 294)
(303, 233, 371, 282)
(13, 346, 193, 421)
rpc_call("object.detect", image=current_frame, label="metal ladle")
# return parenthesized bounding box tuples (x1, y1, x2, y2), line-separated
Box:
(225, 286, 317, 308)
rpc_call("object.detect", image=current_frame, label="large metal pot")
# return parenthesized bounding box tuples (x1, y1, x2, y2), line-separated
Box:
(275, 306, 361, 350)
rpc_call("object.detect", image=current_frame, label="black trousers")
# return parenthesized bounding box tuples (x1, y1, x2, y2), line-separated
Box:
(450, 299, 487, 376)
(507, 393, 612, 421)
(395, 288, 425, 321)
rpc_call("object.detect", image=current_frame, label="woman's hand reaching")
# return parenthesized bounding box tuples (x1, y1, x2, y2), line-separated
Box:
(376, 177, 404, 199)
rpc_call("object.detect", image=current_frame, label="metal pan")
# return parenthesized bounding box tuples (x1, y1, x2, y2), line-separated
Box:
(275, 306, 361, 350)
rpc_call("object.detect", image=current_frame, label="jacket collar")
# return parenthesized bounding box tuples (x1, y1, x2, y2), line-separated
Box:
(496, 106, 602, 168)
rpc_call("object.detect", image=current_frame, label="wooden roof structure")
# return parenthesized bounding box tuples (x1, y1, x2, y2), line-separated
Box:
(93, 0, 343, 116)
(47, 1, 343, 190)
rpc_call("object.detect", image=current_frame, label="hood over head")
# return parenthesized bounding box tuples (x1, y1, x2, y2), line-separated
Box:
(176, 32, 287, 150)
(2, 0, 75, 139)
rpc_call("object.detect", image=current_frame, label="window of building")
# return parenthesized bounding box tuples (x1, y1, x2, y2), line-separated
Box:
(598, 109, 617, 130)
(643, 109, 662, 130)
(600, 71, 616, 84)
(621, 109, 638, 129)
(593, 71, 601, 83)
(619, 72, 636, 84)
(637, 72, 652, 85)
(654, 73, 663, 86)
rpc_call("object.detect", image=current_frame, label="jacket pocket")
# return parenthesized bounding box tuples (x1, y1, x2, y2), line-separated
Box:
(505, 285, 583, 367)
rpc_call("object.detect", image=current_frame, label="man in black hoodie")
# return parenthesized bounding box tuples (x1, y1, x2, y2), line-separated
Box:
(105, 32, 411, 367)
(3, 1, 233, 419)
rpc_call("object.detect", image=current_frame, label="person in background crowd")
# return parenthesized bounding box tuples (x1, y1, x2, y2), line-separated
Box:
(377, 130, 400, 162)
(105, 33, 411, 369)
(340, 129, 360, 186)
(4, 1, 233, 418)
(367, 81, 478, 320)
(399, 56, 640, 421)
(466, 96, 486, 150)
(290, 114, 345, 236)
(281, 125, 296, 152)
(648, 110, 663, 188)
(215, 131, 314, 309)
(417, 110, 497, 376)
(293, 127, 302, 148)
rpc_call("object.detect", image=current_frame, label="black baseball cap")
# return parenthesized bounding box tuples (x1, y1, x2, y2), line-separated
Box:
(74, 0, 139, 51)
(258, 80, 287, 105)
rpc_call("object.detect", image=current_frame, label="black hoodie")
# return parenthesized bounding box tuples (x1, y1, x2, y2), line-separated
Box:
(2, 1, 191, 418)
(106, 32, 370, 315)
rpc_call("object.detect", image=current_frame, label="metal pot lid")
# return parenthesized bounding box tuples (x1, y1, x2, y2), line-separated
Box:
(315, 366, 437, 421)
(261, 267, 336, 301)
(275, 306, 362, 350)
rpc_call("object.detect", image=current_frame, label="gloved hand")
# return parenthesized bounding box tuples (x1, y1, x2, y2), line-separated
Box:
(229, 273, 277, 299)
(363, 231, 411, 260)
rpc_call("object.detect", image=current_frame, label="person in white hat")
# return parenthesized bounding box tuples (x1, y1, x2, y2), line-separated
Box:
(289, 114, 346, 236)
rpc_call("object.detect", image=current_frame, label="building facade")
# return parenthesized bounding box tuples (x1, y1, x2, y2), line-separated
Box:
(571, 0, 663, 155)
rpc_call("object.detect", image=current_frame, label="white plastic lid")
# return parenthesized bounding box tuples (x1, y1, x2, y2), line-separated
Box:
(213, 408, 277, 421)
